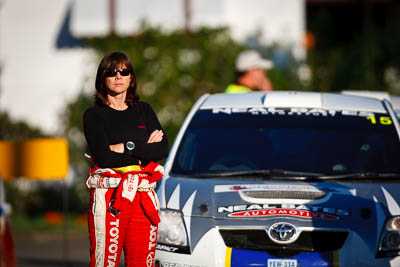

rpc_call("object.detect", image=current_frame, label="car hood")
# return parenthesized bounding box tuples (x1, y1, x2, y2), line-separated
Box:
(158, 175, 400, 252)
(160, 175, 400, 220)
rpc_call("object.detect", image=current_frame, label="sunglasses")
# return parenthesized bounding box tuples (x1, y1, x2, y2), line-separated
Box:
(105, 68, 131, 77)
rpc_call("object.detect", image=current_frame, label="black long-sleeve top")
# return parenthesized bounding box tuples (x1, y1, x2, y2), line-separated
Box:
(83, 101, 169, 168)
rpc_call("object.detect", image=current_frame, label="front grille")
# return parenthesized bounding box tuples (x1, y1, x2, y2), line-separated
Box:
(242, 191, 326, 200)
(219, 229, 348, 256)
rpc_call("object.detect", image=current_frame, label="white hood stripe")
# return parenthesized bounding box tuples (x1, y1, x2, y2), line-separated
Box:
(167, 184, 181, 210)
(382, 186, 400, 215)
(182, 190, 197, 247)
(373, 195, 385, 244)
(349, 189, 357, 196)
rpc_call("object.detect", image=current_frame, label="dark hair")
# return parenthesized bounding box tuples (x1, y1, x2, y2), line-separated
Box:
(94, 51, 139, 107)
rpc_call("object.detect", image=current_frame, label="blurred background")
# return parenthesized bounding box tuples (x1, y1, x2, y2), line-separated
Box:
(1, 0, 400, 266)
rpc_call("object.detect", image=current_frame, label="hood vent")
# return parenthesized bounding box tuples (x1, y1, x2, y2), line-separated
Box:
(242, 190, 327, 201)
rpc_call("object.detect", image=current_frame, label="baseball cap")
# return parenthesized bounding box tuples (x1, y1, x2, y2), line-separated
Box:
(235, 50, 274, 71)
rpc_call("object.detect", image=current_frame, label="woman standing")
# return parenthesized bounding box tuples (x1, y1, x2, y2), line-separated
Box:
(83, 51, 169, 266)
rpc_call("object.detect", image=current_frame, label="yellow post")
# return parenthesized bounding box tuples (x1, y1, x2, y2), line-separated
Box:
(0, 141, 19, 180)
(20, 138, 69, 180)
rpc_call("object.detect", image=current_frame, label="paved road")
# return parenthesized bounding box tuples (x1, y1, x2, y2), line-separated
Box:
(13, 229, 125, 267)
(14, 229, 90, 267)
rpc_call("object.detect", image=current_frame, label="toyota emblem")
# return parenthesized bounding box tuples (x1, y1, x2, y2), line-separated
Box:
(268, 222, 298, 244)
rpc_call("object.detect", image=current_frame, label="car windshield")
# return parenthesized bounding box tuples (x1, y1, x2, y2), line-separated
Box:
(170, 108, 400, 177)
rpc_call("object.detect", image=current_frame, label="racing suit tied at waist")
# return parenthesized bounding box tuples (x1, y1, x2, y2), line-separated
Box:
(86, 161, 164, 224)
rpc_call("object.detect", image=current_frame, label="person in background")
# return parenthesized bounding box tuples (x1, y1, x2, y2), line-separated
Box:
(225, 50, 274, 93)
(83, 51, 169, 266)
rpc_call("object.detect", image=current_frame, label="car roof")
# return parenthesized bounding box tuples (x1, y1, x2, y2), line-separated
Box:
(341, 90, 391, 100)
(200, 91, 387, 113)
(341, 90, 400, 111)
(391, 95, 400, 111)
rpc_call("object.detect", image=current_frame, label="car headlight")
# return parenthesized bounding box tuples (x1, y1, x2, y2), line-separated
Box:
(378, 216, 400, 257)
(382, 217, 400, 250)
(157, 209, 188, 247)
(386, 217, 400, 231)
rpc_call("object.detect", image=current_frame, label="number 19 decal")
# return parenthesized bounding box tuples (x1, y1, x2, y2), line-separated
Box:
(367, 116, 392, 125)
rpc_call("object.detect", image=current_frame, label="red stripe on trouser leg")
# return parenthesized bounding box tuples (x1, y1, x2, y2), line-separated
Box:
(88, 188, 158, 267)
(124, 197, 158, 267)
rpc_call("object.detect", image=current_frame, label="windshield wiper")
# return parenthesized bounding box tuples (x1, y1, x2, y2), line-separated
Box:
(313, 172, 400, 180)
(177, 170, 400, 180)
(184, 169, 323, 179)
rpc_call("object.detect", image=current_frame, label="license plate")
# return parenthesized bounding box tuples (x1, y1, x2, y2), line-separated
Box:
(267, 259, 298, 267)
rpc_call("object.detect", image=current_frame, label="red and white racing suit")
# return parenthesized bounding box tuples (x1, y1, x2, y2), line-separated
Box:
(86, 161, 163, 267)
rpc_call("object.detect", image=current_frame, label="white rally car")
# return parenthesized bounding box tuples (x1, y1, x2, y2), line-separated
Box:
(155, 91, 400, 267)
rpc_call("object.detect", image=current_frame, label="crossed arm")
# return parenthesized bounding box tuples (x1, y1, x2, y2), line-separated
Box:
(109, 129, 164, 153)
